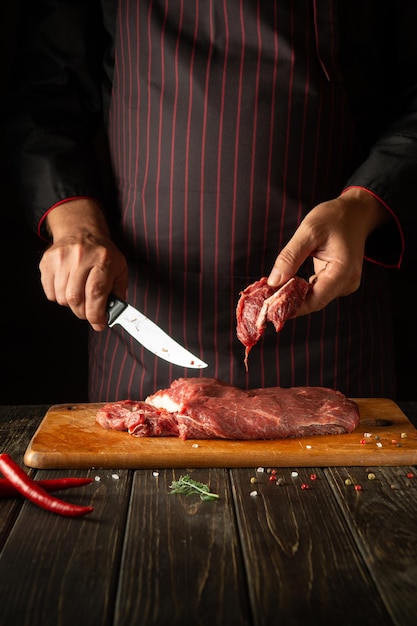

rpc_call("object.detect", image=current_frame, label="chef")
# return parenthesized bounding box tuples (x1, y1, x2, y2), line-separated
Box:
(5, 0, 416, 401)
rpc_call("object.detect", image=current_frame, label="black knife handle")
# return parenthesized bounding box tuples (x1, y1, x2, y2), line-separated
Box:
(107, 294, 128, 326)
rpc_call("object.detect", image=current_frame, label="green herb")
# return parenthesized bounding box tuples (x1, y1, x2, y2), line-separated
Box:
(169, 474, 219, 501)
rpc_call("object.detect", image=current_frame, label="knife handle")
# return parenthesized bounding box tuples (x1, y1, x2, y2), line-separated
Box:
(107, 294, 128, 327)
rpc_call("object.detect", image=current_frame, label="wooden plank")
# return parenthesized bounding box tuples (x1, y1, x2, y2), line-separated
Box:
(0, 467, 131, 626)
(0, 405, 46, 462)
(326, 465, 417, 626)
(230, 467, 393, 626)
(0, 406, 47, 550)
(23, 399, 417, 469)
(113, 468, 252, 626)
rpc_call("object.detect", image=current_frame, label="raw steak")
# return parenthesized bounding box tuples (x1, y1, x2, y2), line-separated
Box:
(236, 276, 311, 367)
(96, 378, 360, 440)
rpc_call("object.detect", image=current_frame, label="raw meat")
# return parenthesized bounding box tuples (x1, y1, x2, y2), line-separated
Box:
(96, 400, 179, 437)
(96, 378, 360, 440)
(146, 378, 359, 439)
(236, 277, 275, 354)
(257, 277, 312, 333)
(236, 276, 311, 367)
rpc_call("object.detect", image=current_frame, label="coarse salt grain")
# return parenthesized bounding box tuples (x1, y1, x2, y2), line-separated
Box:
(250, 490, 258, 497)
(305, 445, 312, 449)
(112, 474, 120, 480)
(94, 476, 101, 482)
(191, 444, 199, 448)
(401, 432, 408, 439)
(364, 432, 372, 438)
(291, 471, 299, 478)
(257, 467, 265, 473)
(376, 442, 383, 448)
(152, 471, 160, 477)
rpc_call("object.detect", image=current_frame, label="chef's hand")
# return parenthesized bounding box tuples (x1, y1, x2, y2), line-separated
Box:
(39, 198, 128, 331)
(267, 188, 390, 316)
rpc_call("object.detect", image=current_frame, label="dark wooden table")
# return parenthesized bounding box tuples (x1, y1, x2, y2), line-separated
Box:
(1, 403, 417, 626)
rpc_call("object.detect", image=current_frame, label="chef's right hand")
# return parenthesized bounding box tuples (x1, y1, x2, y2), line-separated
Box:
(266, 188, 390, 317)
(39, 198, 128, 331)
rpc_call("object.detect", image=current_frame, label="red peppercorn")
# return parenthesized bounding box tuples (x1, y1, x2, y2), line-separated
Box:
(301, 483, 310, 490)
(354, 484, 362, 491)
(269, 475, 277, 482)
(309, 474, 317, 480)
(360, 439, 366, 445)
(407, 472, 414, 478)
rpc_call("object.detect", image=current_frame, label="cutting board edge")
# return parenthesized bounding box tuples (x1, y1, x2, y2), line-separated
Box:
(23, 453, 417, 470)
(23, 398, 417, 470)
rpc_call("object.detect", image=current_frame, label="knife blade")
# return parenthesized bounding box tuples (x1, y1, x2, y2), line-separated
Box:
(107, 295, 208, 369)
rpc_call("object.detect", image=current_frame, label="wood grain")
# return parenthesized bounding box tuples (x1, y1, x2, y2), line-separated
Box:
(326, 465, 417, 625)
(0, 467, 130, 626)
(2, 405, 417, 626)
(113, 468, 251, 626)
(230, 467, 393, 626)
(0, 405, 48, 551)
(23, 399, 417, 469)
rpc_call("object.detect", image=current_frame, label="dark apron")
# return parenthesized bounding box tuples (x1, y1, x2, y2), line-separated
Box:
(89, 0, 396, 401)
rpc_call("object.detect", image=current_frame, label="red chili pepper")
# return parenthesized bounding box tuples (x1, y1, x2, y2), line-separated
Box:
(0, 454, 94, 517)
(0, 477, 93, 499)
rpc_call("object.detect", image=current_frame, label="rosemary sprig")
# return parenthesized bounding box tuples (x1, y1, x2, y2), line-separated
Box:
(169, 475, 220, 501)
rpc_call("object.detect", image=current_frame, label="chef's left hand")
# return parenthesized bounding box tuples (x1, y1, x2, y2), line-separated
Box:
(267, 188, 390, 316)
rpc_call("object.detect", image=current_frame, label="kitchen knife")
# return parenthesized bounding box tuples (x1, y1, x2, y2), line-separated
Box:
(107, 295, 208, 369)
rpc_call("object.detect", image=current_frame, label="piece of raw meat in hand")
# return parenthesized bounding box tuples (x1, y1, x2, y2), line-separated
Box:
(236, 276, 311, 368)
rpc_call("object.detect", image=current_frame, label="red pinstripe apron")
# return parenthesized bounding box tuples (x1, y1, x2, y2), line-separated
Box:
(89, 0, 396, 401)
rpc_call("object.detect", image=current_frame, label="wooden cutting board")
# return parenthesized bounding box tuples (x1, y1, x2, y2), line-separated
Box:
(24, 399, 417, 469)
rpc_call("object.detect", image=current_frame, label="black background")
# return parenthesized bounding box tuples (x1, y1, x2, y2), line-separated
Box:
(1, 4, 88, 404)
